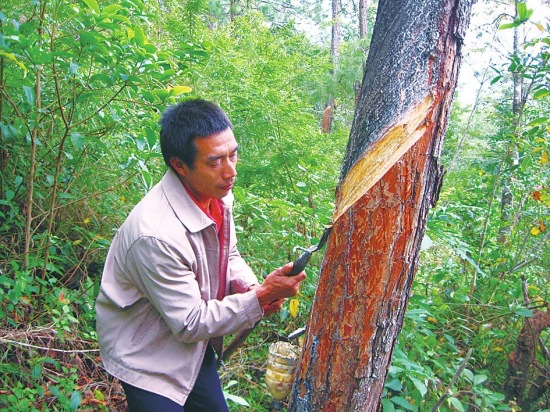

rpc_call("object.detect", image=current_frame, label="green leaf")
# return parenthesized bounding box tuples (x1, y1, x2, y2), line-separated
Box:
(145, 128, 158, 149)
(23, 86, 35, 105)
(473, 373, 488, 386)
(533, 88, 550, 99)
(449, 396, 465, 412)
(385, 379, 402, 391)
(516, 2, 533, 21)
(69, 390, 82, 411)
(514, 307, 533, 317)
(135, 137, 146, 151)
(169, 85, 192, 96)
(71, 132, 85, 150)
(233, 186, 246, 203)
(75, 92, 95, 104)
(489, 392, 506, 401)
(152, 89, 169, 100)
(269, 199, 291, 208)
(141, 169, 153, 188)
(28, 47, 53, 64)
(0, 51, 28, 74)
(144, 43, 157, 53)
(121, 0, 145, 11)
(31, 364, 42, 379)
(109, 14, 132, 25)
(527, 117, 548, 126)
(140, 91, 156, 103)
(420, 234, 434, 251)
(83, 0, 100, 14)
(69, 61, 81, 75)
(223, 392, 250, 406)
(381, 398, 395, 412)
(499, 21, 520, 30)
(133, 25, 148, 47)
(490, 75, 502, 85)
(90, 73, 114, 86)
(79, 32, 109, 54)
(517, 2, 527, 19)
(103, 4, 123, 14)
(410, 376, 428, 396)
(390, 396, 414, 410)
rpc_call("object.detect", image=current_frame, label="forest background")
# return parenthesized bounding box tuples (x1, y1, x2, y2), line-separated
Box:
(0, 0, 548, 411)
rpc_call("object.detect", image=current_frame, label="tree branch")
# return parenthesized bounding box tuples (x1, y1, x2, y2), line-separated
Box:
(431, 348, 473, 412)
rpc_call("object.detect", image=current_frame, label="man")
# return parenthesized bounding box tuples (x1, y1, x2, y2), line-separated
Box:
(95, 99, 306, 411)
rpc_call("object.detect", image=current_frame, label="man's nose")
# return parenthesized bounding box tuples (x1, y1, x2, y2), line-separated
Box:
(223, 159, 237, 178)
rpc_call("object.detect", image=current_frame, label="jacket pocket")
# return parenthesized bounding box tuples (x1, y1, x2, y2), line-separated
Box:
(130, 305, 159, 344)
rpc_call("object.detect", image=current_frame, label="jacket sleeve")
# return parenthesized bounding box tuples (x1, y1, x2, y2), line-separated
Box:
(125, 236, 263, 343)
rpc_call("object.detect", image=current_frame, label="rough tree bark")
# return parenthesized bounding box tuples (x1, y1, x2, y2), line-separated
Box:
(503, 277, 550, 410)
(290, 1, 474, 410)
(503, 309, 550, 410)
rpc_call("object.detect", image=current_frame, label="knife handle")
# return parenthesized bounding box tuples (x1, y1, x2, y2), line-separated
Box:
(288, 251, 312, 276)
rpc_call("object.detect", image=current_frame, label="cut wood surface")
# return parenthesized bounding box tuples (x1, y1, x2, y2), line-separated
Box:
(332, 94, 432, 223)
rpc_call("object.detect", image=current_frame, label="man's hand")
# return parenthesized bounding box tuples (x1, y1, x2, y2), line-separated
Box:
(254, 262, 306, 315)
(261, 298, 285, 316)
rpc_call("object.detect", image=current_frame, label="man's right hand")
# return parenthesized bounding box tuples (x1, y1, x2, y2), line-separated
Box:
(254, 262, 306, 313)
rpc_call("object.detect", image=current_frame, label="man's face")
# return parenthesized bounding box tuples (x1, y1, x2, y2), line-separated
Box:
(172, 128, 238, 208)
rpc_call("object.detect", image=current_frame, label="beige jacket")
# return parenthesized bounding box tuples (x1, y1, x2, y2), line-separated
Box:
(95, 169, 263, 405)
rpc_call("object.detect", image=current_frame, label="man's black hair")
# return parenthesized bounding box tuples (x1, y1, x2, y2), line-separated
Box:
(159, 99, 233, 169)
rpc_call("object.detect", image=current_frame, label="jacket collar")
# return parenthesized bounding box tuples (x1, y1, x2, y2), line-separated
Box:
(160, 169, 233, 233)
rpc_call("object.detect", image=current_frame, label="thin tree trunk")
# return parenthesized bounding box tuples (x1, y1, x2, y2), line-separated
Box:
(290, 0, 474, 410)
(24, 1, 47, 271)
(321, 0, 341, 134)
(230, 0, 237, 23)
(321, 98, 335, 134)
(358, 0, 369, 75)
(0, 52, 4, 199)
(359, 0, 368, 39)
(499, 0, 523, 244)
(331, 0, 341, 75)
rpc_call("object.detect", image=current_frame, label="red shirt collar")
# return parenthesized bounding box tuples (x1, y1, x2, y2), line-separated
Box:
(183, 186, 224, 232)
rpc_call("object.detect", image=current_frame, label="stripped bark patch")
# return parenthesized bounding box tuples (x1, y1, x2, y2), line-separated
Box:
(333, 94, 432, 223)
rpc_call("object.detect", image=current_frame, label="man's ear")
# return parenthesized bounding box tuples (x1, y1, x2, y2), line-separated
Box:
(170, 157, 188, 176)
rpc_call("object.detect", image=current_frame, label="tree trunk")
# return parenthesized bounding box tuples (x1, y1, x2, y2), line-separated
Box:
(358, 0, 368, 39)
(503, 277, 550, 410)
(230, 0, 237, 23)
(357, 0, 369, 74)
(290, 1, 474, 410)
(331, 0, 341, 76)
(321, 0, 341, 134)
(0, 52, 5, 199)
(321, 98, 335, 134)
(503, 309, 550, 410)
(499, 0, 523, 244)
